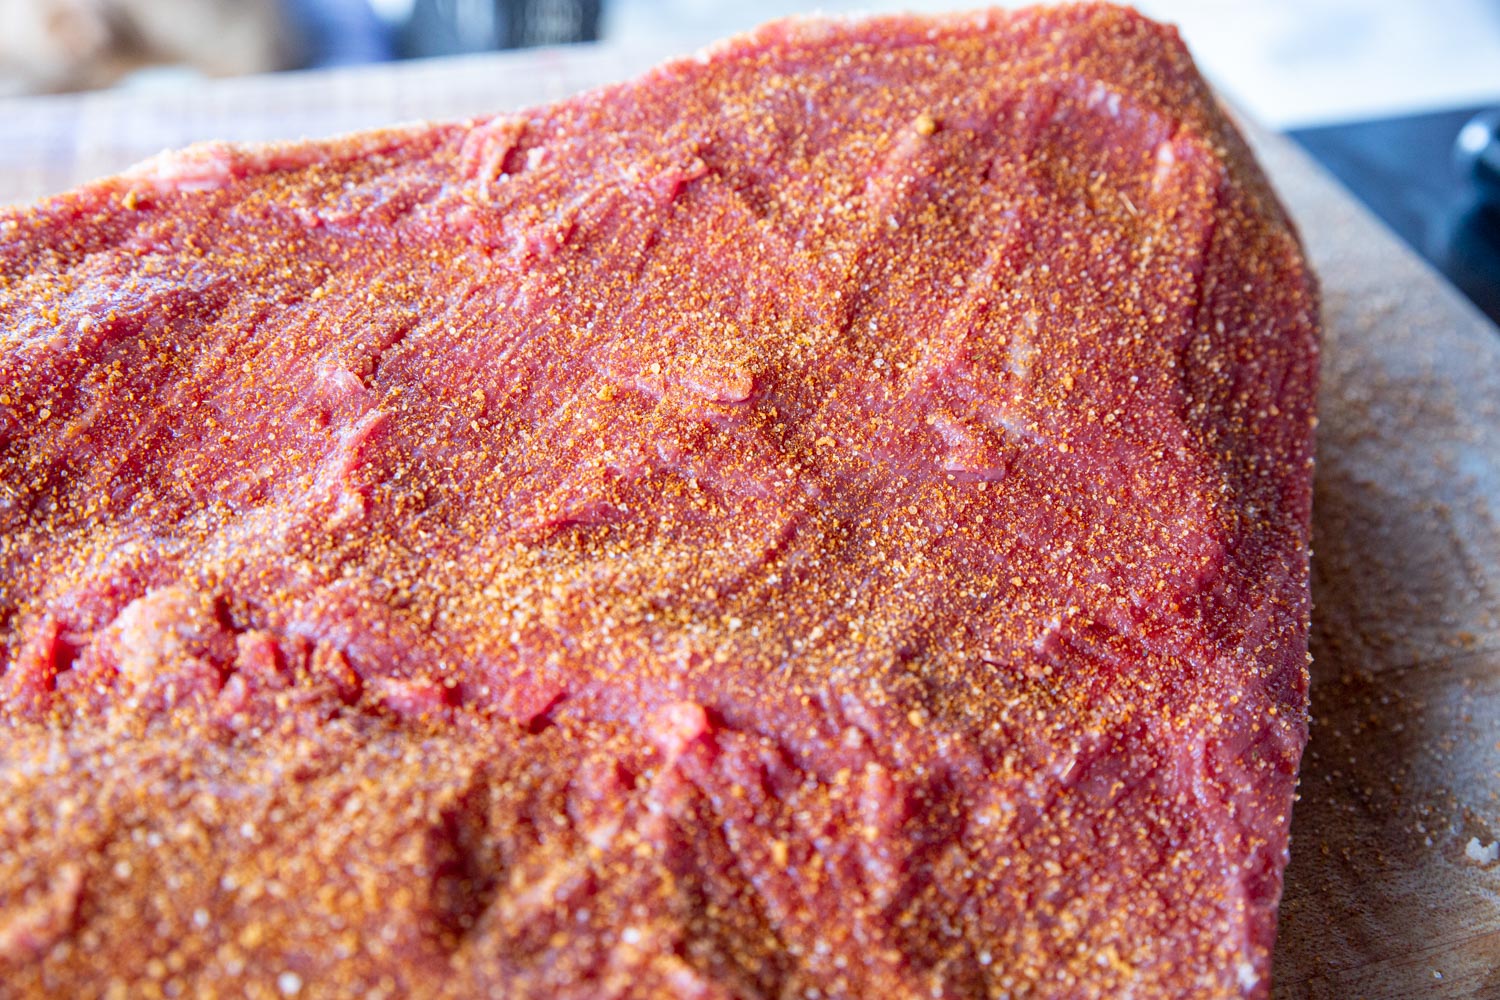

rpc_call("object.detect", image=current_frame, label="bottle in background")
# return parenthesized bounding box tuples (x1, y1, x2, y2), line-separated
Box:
(398, 0, 601, 57)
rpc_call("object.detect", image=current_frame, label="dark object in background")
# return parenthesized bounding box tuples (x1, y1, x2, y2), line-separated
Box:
(291, 0, 394, 66)
(1455, 110, 1500, 208)
(399, 0, 600, 58)
(1291, 107, 1500, 327)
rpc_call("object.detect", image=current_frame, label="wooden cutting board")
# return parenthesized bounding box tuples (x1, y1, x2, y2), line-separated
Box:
(2, 41, 1497, 999)
(1251, 133, 1500, 998)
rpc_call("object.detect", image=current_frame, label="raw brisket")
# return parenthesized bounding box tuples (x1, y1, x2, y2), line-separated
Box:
(0, 4, 1319, 997)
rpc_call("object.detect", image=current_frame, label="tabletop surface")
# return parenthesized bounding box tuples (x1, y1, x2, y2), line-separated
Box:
(0, 34, 1498, 1000)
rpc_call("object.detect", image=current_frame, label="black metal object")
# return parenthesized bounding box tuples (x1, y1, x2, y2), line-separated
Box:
(1454, 110, 1500, 207)
(1290, 106, 1500, 327)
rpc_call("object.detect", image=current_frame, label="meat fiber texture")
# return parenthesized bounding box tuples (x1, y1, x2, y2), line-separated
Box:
(0, 5, 1319, 998)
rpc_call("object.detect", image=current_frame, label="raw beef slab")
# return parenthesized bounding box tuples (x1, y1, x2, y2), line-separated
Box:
(0, 4, 1319, 998)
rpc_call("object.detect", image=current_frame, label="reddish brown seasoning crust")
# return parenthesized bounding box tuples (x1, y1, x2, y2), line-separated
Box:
(0, 5, 1319, 998)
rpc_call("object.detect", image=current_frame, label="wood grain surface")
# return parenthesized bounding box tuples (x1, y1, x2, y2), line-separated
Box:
(1, 39, 1497, 1000)
(1252, 132, 1500, 998)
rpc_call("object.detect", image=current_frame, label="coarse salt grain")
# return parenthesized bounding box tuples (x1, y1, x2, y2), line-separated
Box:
(1465, 837, 1498, 864)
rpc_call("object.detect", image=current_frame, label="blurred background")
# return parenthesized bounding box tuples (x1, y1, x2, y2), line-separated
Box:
(3, 0, 1496, 127)
(2, 0, 1500, 322)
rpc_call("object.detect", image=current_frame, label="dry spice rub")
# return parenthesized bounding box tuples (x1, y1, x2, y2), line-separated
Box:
(0, 4, 1318, 998)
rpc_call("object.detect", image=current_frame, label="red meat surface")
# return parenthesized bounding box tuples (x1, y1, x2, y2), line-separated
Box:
(0, 5, 1319, 998)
